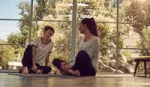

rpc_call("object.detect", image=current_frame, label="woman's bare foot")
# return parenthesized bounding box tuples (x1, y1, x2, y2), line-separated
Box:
(36, 69, 43, 74)
(22, 67, 28, 74)
(18, 66, 23, 73)
(75, 70, 80, 76)
(54, 70, 58, 75)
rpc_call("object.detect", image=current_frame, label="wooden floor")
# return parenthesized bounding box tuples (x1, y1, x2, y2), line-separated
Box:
(0, 73, 150, 87)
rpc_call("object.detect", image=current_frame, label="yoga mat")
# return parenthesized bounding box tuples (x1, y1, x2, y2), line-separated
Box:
(8, 73, 76, 77)
(9, 73, 133, 78)
(9, 73, 65, 77)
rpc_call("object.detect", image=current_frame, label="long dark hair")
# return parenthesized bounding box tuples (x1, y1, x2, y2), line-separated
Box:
(81, 18, 98, 37)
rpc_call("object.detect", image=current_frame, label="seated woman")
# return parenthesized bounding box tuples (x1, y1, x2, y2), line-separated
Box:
(53, 18, 99, 76)
(20, 26, 55, 74)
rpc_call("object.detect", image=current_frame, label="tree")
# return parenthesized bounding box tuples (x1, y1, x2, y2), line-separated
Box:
(0, 45, 16, 69)
(7, 32, 25, 48)
(17, 1, 31, 45)
(121, 0, 150, 56)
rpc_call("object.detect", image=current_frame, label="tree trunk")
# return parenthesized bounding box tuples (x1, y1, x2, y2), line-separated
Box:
(134, 29, 150, 55)
(98, 47, 134, 73)
(98, 59, 124, 73)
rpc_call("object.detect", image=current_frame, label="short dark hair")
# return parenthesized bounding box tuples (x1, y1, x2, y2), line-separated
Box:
(44, 26, 55, 33)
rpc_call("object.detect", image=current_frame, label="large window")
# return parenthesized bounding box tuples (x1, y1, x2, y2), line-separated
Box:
(0, 0, 150, 74)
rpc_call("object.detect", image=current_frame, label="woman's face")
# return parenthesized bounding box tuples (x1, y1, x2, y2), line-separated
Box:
(79, 23, 86, 34)
(44, 29, 54, 39)
(60, 62, 70, 71)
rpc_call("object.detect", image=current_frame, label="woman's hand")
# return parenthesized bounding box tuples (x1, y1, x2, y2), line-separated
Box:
(31, 65, 37, 72)
(61, 62, 70, 72)
(75, 70, 80, 76)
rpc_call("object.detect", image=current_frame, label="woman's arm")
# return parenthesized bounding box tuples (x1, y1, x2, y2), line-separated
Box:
(45, 53, 50, 66)
(32, 46, 37, 70)
(87, 38, 99, 68)
(67, 69, 80, 76)
(59, 68, 80, 76)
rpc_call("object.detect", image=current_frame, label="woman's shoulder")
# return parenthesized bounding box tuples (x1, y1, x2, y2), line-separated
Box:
(92, 36, 99, 41)
(34, 36, 41, 40)
(32, 36, 41, 43)
(50, 39, 54, 44)
(93, 36, 98, 39)
(92, 36, 99, 44)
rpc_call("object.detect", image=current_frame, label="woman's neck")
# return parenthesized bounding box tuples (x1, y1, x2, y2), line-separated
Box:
(84, 31, 93, 41)
(42, 36, 50, 43)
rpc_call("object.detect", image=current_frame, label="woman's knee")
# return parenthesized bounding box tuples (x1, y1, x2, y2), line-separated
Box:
(78, 50, 90, 58)
(46, 66, 51, 72)
(78, 50, 87, 55)
(42, 66, 51, 74)
(76, 50, 91, 62)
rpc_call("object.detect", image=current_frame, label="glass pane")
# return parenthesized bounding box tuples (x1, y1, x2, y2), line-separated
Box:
(0, 20, 30, 48)
(0, 0, 31, 19)
(119, 0, 150, 74)
(77, 0, 116, 22)
(119, 23, 141, 74)
(33, 0, 73, 21)
(97, 23, 117, 73)
(0, 21, 20, 42)
(119, 0, 150, 23)
(0, 45, 25, 70)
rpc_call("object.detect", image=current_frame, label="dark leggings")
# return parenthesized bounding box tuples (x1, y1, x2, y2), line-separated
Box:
(72, 50, 96, 76)
(22, 45, 51, 74)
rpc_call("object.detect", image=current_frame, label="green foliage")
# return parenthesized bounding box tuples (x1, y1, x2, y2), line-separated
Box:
(120, 0, 150, 55)
(98, 23, 113, 56)
(35, 0, 56, 19)
(7, 32, 26, 48)
(122, 51, 132, 60)
(143, 27, 150, 44)
(0, 39, 7, 44)
(17, 1, 31, 44)
(0, 45, 16, 69)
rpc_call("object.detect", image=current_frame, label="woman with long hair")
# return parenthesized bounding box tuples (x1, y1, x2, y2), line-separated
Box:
(53, 18, 99, 76)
